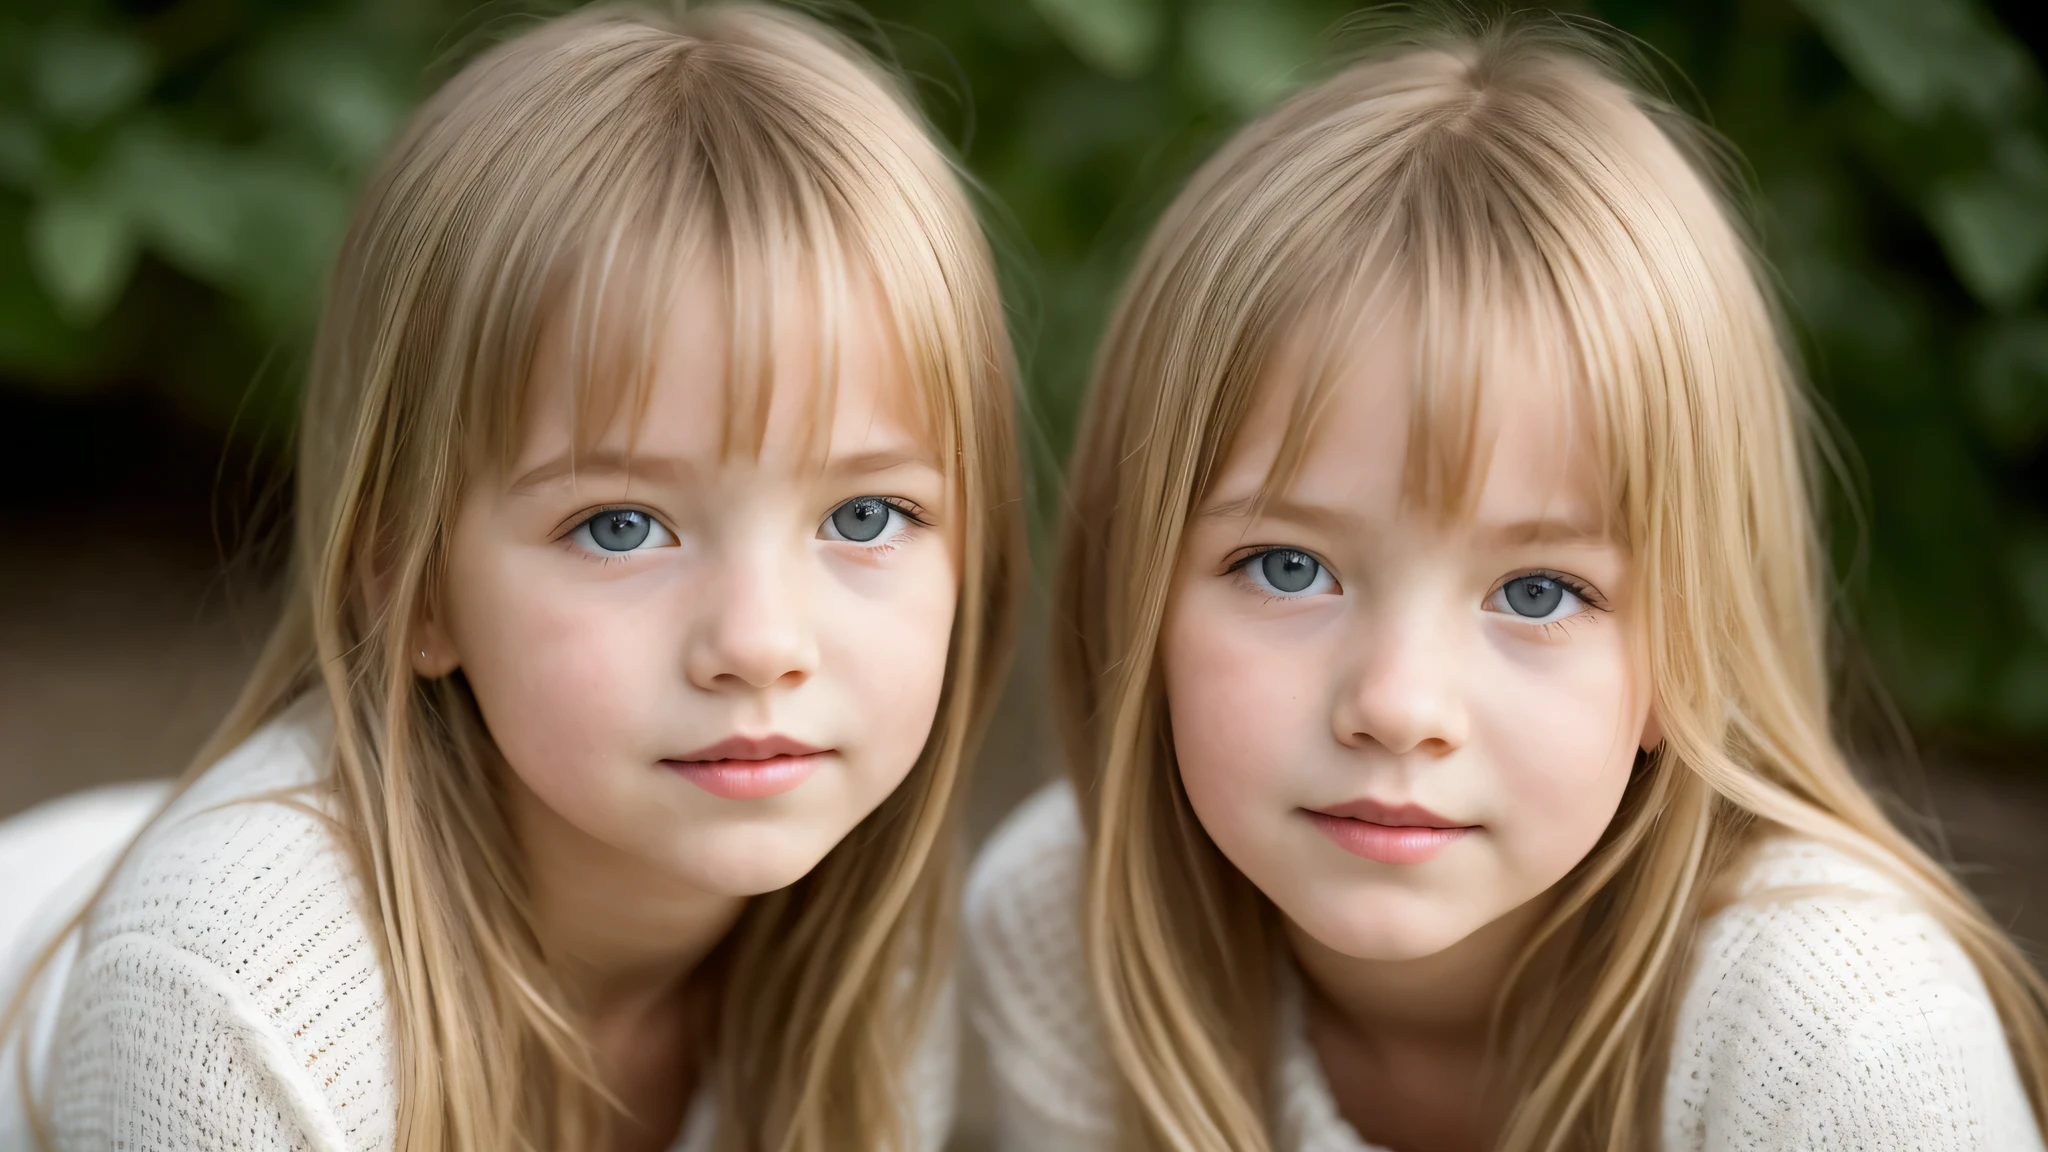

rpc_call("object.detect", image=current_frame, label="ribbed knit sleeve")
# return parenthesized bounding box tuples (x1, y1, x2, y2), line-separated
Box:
(907, 971, 961, 1151)
(1659, 838, 2043, 1152)
(49, 933, 351, 1151)
(43, 705, 397, 1152)
(964, 782, 1118, 1152)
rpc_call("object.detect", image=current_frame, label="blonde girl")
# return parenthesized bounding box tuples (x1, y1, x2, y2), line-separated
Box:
(3, 4, 1021, 1150)
(968, 14, 2048, 1152)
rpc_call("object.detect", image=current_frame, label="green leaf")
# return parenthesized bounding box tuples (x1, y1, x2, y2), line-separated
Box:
(1929, 178, 2048, 308)
(0, 115, 40, 190)
(1793, 0, 2032, 123)
(1031, 0, 1161, 78)
(25, 189, 136, 327)
(31, 25, 153, 127)
(1967, 315, 2048, 453)
(101, 123, 348, 333)
(1927, 136, 2048, 309)
(104, 124, 245, 282)
(0, 191, 93, 374)
(222, 158, 348, 334)
(1186, 0, 1315, 113)
(252, 34, 409, 167)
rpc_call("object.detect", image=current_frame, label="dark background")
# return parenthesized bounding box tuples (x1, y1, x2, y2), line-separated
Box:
(1, 0, 2046, 1141)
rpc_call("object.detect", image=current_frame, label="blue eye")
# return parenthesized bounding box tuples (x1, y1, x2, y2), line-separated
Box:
(568, 509, 676, 556)
(820, 496, 910, 547)
(1486, 573, 1588, 622)
(1239, 548, 1336, 598)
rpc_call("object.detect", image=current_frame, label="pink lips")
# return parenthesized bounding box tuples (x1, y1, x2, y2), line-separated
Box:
(663, 735, 828, 800)
(1304, 798, 1478, 865)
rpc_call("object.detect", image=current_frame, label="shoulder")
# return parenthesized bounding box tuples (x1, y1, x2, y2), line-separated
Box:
(963, 780, 1117, 1146)
(966, 778, 1086, 946)
(899, 971, 959, 1152)
(1662, 836, 2042, 1151)
(50, 698, 395, 1152)
(964, 780, 1088, 1005)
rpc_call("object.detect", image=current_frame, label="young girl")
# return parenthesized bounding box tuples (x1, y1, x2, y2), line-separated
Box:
(4, 4, 1021, 1150)
(968, 17, 2048, 1152)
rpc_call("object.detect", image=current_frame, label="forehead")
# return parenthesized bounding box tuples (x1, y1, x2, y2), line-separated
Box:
(1220, 303, 1607, 531)
(515, 260, 936, 473)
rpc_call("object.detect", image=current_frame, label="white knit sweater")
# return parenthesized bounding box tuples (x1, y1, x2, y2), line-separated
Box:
(965, 782, 2044, 1152)
(29, 698, 955, 1151)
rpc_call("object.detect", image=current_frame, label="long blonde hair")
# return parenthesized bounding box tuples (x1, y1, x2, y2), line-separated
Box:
(1056, 15, 2048, 1151)
(5, 5, 1021, 1150)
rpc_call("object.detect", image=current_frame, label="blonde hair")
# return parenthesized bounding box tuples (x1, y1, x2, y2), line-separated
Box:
(5, 5, 1021, 1150)
(1056, 15, 2048, 1152)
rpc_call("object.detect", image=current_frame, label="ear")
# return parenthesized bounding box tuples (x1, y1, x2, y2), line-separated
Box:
(1639, 702, 1664, 755)
(410, 590, 462, 680)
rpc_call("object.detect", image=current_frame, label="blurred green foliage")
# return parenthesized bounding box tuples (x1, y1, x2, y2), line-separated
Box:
(1, 0, 2045, 740)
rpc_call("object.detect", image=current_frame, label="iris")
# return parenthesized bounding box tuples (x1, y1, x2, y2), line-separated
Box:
(830, 497, 890, 542)
(1261, 550, 1320, 594)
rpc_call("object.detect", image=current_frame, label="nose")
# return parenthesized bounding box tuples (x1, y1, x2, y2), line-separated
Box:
(685, 540, 819, 692)
(1333, 606, 1467, 757)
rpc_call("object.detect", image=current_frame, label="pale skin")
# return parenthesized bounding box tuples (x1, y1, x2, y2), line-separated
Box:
(412, 270, 959, 1151)
(1162, 315, 1659, 1152)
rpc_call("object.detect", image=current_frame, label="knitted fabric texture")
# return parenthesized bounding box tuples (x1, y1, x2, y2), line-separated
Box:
(41, 698, 956, 1150)
(965, 782, 2043, 1152)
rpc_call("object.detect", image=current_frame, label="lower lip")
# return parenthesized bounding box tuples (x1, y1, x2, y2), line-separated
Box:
(1306, 811, 1475, 864)
(663, 754, 822, 799)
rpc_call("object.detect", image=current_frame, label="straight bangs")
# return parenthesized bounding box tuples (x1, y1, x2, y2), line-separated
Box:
(428, 11, 967, 508)
(1248, 216, 1617, 548)
(1217, 44, 1737, 561)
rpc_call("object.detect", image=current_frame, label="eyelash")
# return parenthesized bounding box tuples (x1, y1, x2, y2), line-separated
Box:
(1497, 568, 1604, 603)
(559, 504, 667, 566)
(1222, 546, 1341, 601)
(1488, 568, 1609, 637)
(558, 496, 936, 564)
(1221, 550, 1610, 628)
(826, 496, 932, 555)
(867, 496, 930, 525)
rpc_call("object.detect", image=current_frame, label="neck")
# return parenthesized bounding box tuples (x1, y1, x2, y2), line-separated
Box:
(507, 774, 747, 1018)
(1285, 890, 1559, 1050)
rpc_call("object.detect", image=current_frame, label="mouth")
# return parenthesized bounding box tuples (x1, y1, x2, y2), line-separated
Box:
(662, 735, 831, 800)
(1303, 799, 1479, 865)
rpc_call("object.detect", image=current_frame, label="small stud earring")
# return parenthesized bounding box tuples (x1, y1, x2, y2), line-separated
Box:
(419, 650, 428, 660)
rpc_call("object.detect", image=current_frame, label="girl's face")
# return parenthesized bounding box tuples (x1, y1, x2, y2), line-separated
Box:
(423, 270, 959, 898)
(1162, 321, 1656, 961)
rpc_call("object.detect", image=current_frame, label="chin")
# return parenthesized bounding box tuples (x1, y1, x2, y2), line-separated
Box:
(654, 828, 837, 896)
(1283, 886, 1481, 962)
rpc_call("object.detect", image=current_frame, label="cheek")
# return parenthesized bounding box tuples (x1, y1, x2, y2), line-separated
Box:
(443, 541, 662, 792)
(1477, 623, 1645, 873)
(822, 544, 959, 778)
(1161, 585, 1318, 832)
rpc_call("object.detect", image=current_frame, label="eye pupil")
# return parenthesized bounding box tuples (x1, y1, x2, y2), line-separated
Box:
(1260, 550, 1319, 594)
(589, 510, 651, 552)
(831, 497, 890, 542)
(1505, 575, 1563, 617)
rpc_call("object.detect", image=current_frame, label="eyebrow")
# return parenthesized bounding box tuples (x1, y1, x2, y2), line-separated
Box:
(508, 451, 686, 493)
(1196, 492, 1610, 546)
(507, 446, 940, 494)
(821, 447, 943, 478)
(1477, 515, 1611, 547)
(1195, 493, 1358, 536)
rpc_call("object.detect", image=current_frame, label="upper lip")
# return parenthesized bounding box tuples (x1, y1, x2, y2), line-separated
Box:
(671, 735, 828, 762)
(1309, 798, 1476, 828)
